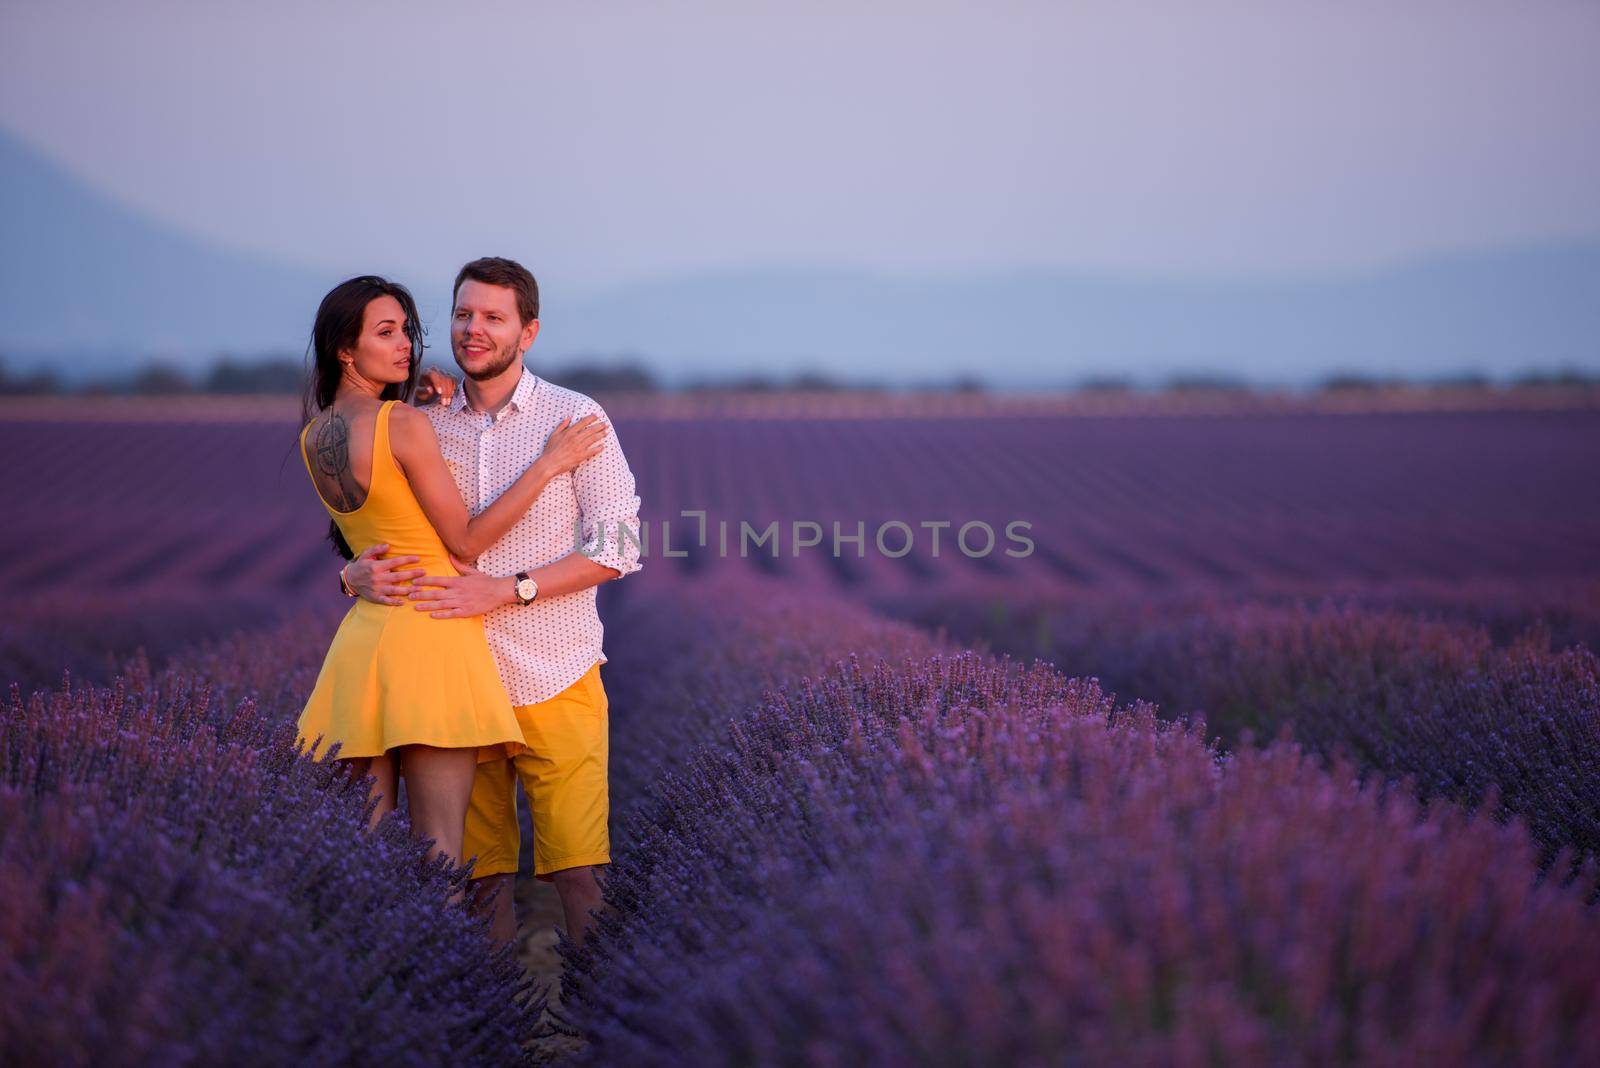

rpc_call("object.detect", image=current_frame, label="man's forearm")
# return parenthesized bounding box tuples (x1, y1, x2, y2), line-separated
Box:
(406, 548, 617, 618)
(487, 551, 621, 607)
(533, 551, 622, 597)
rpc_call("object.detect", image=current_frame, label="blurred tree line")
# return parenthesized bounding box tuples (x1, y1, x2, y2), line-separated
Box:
(0, 355, 987, 395)
(0, 354, 1595, 396)
(0, 356, 314, 396)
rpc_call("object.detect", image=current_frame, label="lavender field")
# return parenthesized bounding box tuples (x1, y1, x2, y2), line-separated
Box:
(5, 393, 1600, 1065)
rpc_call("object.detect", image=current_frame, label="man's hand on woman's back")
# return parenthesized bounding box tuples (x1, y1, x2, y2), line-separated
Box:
(346, 543, 426, 606)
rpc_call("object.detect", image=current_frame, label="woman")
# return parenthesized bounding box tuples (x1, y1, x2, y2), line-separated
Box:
(294, 275, 606, 869)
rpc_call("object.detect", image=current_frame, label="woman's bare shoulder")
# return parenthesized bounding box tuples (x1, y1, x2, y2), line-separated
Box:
(387, 402, 441, 461)
(388, 401, 436, 434)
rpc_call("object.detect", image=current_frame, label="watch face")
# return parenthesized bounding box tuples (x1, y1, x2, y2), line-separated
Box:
(517, 578, 537, 601)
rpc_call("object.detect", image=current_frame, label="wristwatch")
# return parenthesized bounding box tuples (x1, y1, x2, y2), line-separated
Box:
(338, 563, 357, 597)
(514, 571, 539, 605)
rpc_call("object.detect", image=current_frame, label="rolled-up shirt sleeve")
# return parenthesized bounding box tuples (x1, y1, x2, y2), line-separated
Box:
(572, 401, 643, 578)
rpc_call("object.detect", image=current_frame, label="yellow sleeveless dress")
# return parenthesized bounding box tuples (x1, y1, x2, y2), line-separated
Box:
(295, 399, 524, 764)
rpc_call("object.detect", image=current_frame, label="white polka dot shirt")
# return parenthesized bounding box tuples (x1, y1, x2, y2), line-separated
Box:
(425, 364, 643, 705)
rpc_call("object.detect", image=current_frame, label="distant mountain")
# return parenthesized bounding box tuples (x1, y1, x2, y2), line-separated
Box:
(4, 127, 1597, 388)
(553, 244, 1600, 388)
(0, 129, 331, 378)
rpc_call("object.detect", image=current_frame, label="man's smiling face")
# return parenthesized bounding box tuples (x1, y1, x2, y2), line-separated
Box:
(451, 278, 539, 381)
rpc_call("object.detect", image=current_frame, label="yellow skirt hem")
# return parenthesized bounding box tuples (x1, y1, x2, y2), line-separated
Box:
(298, 733, 527, 765)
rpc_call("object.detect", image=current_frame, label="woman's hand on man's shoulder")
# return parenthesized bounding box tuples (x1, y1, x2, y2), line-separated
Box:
(414, 368, 459, 407)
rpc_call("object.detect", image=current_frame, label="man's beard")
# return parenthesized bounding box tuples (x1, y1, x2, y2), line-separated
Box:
(456, 338, 522, 381)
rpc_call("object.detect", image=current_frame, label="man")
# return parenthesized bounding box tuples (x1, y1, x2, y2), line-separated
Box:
(341, 256, 642, 948)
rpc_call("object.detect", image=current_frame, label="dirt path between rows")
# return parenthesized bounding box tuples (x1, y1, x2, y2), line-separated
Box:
(515, 875, 589, 1062)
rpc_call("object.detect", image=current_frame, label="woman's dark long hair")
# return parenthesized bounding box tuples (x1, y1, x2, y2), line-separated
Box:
(299, 275, 426, 560)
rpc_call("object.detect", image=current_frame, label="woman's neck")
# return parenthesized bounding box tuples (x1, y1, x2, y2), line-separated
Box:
(334, 369, 386, 404)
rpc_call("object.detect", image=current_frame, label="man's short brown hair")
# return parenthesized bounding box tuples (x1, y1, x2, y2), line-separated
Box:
(453, 257, 539, 325)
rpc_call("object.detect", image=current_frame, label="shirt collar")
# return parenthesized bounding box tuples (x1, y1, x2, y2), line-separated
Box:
(508, 363, 542, 412)
(450, 362, 541, 418)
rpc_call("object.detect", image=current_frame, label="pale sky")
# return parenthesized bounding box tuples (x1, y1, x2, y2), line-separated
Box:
(2, 0, 1598, 298)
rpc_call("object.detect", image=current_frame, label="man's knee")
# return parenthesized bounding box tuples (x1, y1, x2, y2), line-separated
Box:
(471, 871, 514, 908)
(549, 864, 597, 892)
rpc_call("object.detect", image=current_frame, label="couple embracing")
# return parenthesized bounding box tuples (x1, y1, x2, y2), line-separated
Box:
(294, 256, 642, 949)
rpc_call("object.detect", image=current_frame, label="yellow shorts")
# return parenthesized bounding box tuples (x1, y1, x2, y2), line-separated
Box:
(462, 660, 610, 882)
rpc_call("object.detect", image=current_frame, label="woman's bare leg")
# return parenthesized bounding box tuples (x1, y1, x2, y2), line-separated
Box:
(396, 744, 478, 865)
(342, 754, 398, 828)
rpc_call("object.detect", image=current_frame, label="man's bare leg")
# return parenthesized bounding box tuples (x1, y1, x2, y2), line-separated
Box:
(471, 872, 518, 946)
(549, 865, 605, 947)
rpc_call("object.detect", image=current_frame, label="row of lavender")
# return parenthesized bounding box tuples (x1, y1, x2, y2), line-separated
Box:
(1, 616, 545, 1067)
(7, 573, 1600, 1062)
(8, 408, 1600, 624)
(554, 580, 1600, 1063)
(0, 579, 949, 1065)
(882, 587, 1600, 882)
(0, 578, 947, 1061)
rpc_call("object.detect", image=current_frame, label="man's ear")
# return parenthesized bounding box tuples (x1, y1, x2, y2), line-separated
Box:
(520, 318, 540, 354)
